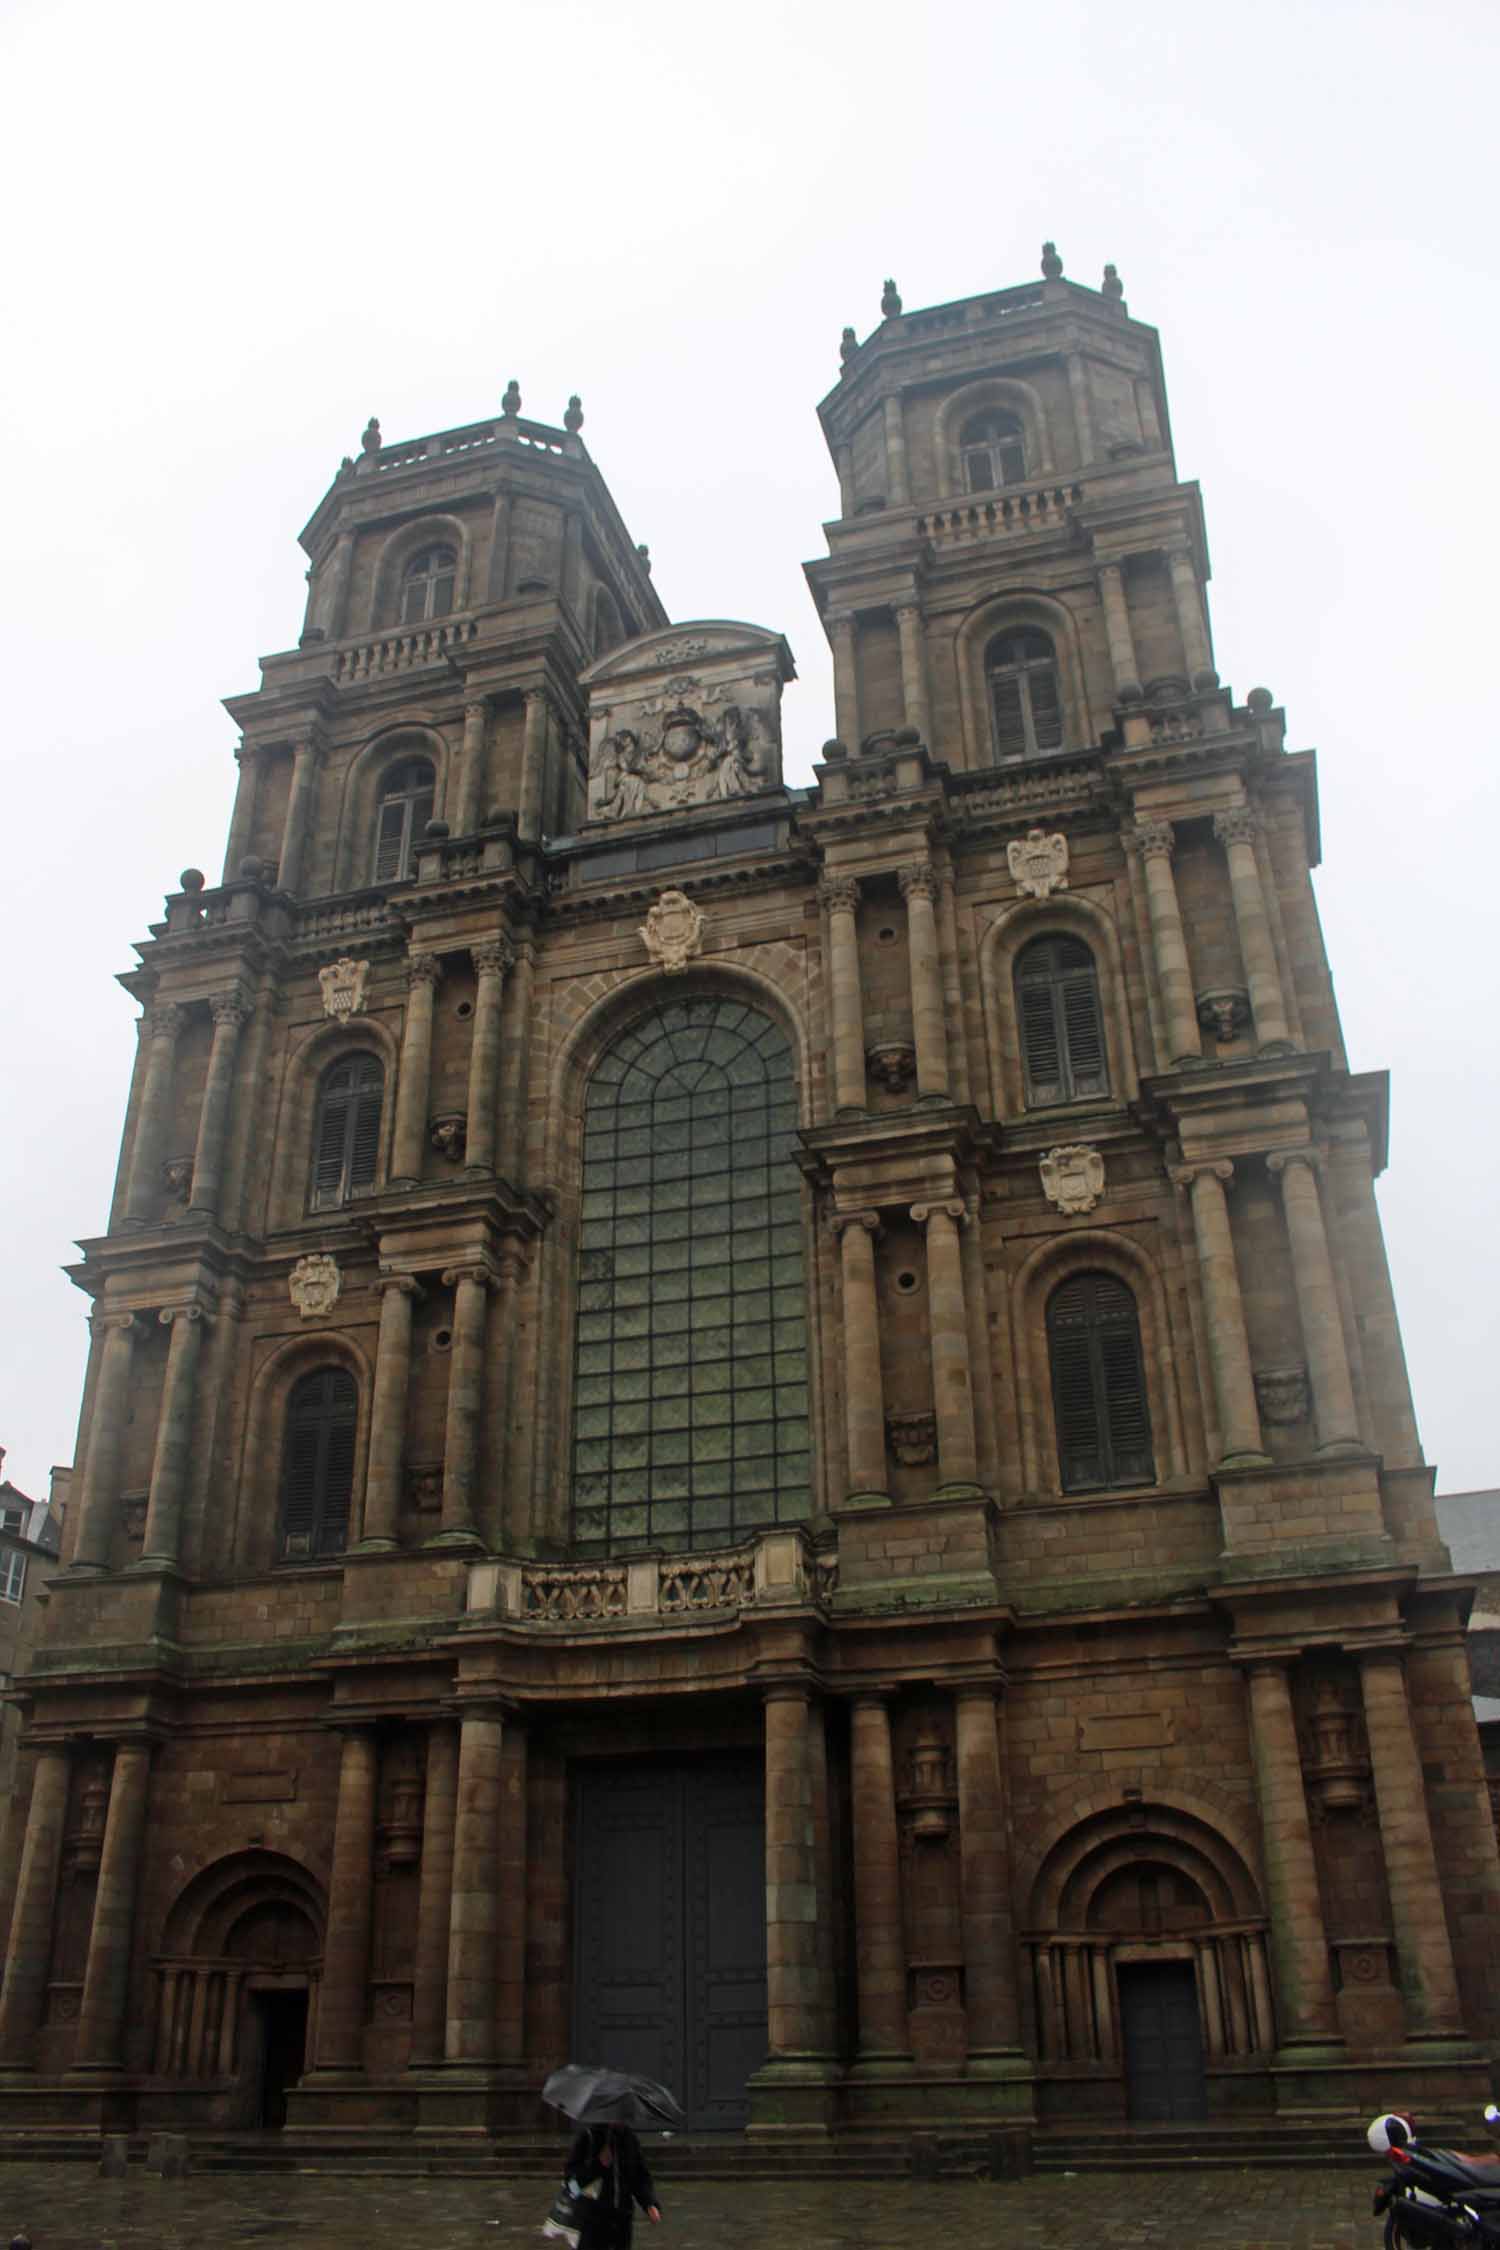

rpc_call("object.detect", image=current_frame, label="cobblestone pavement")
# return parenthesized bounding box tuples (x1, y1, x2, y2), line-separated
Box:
(0, 2164, 1383, 2250)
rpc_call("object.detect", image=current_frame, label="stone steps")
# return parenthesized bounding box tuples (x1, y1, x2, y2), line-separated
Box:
(1030, 2119, 1468, 2174)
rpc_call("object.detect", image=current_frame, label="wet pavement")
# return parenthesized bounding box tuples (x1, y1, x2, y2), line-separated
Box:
(0, 2163, 1382, 2249)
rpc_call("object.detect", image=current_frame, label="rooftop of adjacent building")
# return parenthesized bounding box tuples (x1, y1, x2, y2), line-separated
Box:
(1433, 1488, 1500, 1575)
(0, 1448, 61, 1558)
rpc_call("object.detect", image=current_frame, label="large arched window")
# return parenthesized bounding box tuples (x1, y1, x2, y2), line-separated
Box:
(309, 1052, 383, 1210)
(279, 1367, 357, 1557)
(399, 545, 456, 625)
(571, 997, 808, 1553)
(1015, 935, 1107, 1106)
(986, 627, 1063, 762)
(961, 410, 1027, 493)
(372, 757, 435, 882)
(1047, 1272, 1154, 1493)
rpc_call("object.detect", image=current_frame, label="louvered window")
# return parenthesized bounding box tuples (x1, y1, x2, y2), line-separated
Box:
(986, 628, 1064, 762)
(310, 1052, 383, 1210)
(961, 410, 1026, 493)
(371, 758, 435, 883)
(1015, 936, 1107, 1106)
(279, 1368, 357, 1558)
(1047, 1272, 1154, 1493)
(399, 545, 456, 625)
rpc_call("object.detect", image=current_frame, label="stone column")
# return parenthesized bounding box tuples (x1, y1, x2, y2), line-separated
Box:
(763, 1687, 822, 2060)
(73, 1313, 140, 1568)
(1214, 809, 1292, 1052)
(452, 699, 488, 836)
(390, 952, 442, 1185)
(831, 1213, 887, 1500)
(464, 937, 512, 1176)
(1130, 822, 1202, 1067)
(73, 1738, 154, 2069)
(1096, 561, 1143, 702)
(819, 876, 867, 1115)
(362, 1275, 418, 1548)
(140, 1304, 209, 1565)
(438, 1267, 491, 1543)
(1268, 1151, 1361, 1452)
(217, 1968, 243, 2076)
(883, 395, 910, 507)
(186, 989, 252, 1220)
(894, 604, 932, 743)
(849, 1696, 911, 2066)
(222, 743, 259, 880)
(496, 1726, 528, 2069)
(1067, 354, 1096, 464)
(1244, 1660, 1339, 2045)
(518, 689, 549, 843)
(277, 739, 322, 896)
(1359, 1648, 1464, 2037)
(912, 1201, 978, 1486)
(446, 1705, 505, 2064)
(898, 863, 950, 1100)
(954, 1688, 1022, 2062)
(828, 614, 860, 750)
(0, 1746, 70, 2063)
(1166, 545, 1217, 689)
(315, 1728, 377, 2070)
(409, 1722, 459, 2066)
(1171, 1162, 1267, 1465)
(123, 1002, 186, 1224)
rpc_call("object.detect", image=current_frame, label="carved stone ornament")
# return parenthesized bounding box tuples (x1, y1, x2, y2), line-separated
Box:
(866, 1041, 917, 1093)
(588, 702, 777, 821)
(288, 1252, 341, 1320)
(1197, 987, 1251, 1043)
(1007, 828, 1069, 900)
(1039, 1144, 1105, 1215)
(318, 956, 370, 1020)
(161, 1155, 194, 1202)
(887, 1409, 938, 1466)
(429, 1113, 467, 1161)
(640, 889, 705, 974)
(1255, 1364, 1310, 1425)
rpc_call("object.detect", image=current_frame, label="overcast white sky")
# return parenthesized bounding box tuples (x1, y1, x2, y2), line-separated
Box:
(2, 0, 1497, 1504)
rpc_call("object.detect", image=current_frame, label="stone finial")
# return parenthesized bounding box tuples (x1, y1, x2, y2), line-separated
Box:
(880, 277, 902, 318)
(1102, 262, 1124, 301)
(360, 416, 381, 456)
(1040, 240, 1063, 280)
(179, 867, 205, 894)
(564, 393, 584, 433)
(501, 378, 522, 419)
(338, 454, 355, 476)
(636, 542, 652, 574)
(840, 325, 858, 365)
(1247, 685, 1274, 714)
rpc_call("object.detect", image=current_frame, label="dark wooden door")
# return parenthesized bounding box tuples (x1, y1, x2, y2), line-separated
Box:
(574, 1760, 766, 2129)
(1117, 1961, 1207, 2122)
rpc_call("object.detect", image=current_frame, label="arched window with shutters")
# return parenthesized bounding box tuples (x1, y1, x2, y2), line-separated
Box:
(399, 545, 456, 625)
(961, 410, 1027, 493)
(1047, 1271, 1155, 1493)
(279, 1367, 357, 1557)
(371, 758, 435, 883)
(986, 627, 1064, 762)
(309, 1052, 383, 1210)
(1015, 935, 1107, 1106)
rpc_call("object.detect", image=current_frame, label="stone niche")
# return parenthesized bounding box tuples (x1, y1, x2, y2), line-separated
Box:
(578, 621, 794, 825)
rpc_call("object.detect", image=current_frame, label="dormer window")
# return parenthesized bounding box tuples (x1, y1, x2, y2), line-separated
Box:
(986, 627, 1064, 761)
(400, 545, 456, 625)
(372, 757, 436, 882)
(961, 411, 1026, 493)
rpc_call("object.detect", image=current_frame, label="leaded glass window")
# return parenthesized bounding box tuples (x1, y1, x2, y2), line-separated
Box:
(571, 997, 809, 1553)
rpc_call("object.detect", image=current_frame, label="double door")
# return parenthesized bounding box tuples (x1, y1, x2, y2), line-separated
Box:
(1118, 1960, 1208, 2121)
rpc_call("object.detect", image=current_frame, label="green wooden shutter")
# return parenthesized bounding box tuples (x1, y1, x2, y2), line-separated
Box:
(1048, 1273, 1154, 1492)
(1099, 1318, 1154, 1484)
(1019, 979, 1065, 1104)
(347, 1070, 383, 1191)
(1060, 967, 1108, 1098)
(1027, 660, 1064, 752)
(372, 798, 407, 882)
(280, 1369, 357, 1559)
(990, 674, 1028, 761)
(310, 1079, 351, 1208)
(1048, 1292, 1106, 1491)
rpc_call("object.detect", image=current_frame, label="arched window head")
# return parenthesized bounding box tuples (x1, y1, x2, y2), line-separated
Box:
(961, 410, 1026, 494)
(1047, 1271, 1154, 1493)
(1015, 935, 1107, 1106)
(572, 997, 808, 1554)
(372, 757, 435, 883)
(986, 627, 1064, 762)
(399, 545, 456, 625)
(279, 1367, 357, 1558)
(309, 1051, 383, 1210)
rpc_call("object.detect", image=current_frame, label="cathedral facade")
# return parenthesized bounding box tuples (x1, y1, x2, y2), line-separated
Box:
(3, 249, 1496, 2145)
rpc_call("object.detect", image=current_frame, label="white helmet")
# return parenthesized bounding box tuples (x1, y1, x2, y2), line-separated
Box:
(1367, 2113, 1415, 2154)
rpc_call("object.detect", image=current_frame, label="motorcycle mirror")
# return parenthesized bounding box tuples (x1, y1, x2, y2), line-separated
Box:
(1484, 2104, 1500, 2126)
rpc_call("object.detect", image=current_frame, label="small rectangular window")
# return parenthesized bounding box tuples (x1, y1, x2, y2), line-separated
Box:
(0, 1551, 26, 1603)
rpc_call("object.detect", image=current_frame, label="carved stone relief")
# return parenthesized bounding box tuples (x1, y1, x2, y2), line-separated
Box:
(288, 1253, 341, 1319)
(1006, 827, 1069, 899)
(640, 890, 705, 974)
(429, 1114, 467, 1161)
(1040, 1144, 1105, 1215)
(1197, 987, 1251, 1043)
(887, 1409, 937, 1465)
(867, 1041, 917, 1093)
(318, 956, 370, 1019)
(588, 701, 778, 821)
(1255, 1365, 1310, 1425)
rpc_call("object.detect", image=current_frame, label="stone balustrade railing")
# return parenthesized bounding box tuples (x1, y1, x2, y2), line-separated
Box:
(331, 615, 480, 684)
(370, 413, 573, 475)
(915, 481, 1081, 545)
(466, 1529, 829, 1625)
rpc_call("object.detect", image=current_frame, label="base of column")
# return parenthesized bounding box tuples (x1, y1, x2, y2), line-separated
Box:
(349, 1536, 400, 1554)
(964, 2047, 1033, 2083)
(839, 1489, 893, 1509)
(934, 1481, 985, 1501)
(849, 2052, 916, 2079)
(1216, 1450, 1273, 1471)
(1314, 1438, 1366, 1457)
(424, 1527, 485, 1550)
(1255, 1040, 1297, 1058)
(1268, 2038, 1492, 2119)
(746, 2054, 842, 2134)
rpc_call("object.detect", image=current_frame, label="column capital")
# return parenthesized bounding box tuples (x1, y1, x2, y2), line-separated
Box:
(1095, 557, 1125, 585)
(1163, 540, 1195, 569)
(911, 1198, 966, 1227)
(208, 987, 254, 1032)
(818, 873, 861, 914)
(376, 1270, 423, 1300)
(406, 951, 443, 992)
(893, 599, 922, 623)
(1356, 1640, 1408, 1672)
(144, 1000, 186, 1042)
(897, 860, 939, 902)
(291, 735, 325, 770)
(1128, 817, 1176, 861)
(1168, 1159, 1234, 1191)
(830, 1208, 881, 1240)
(90, 1310, 141, 1339)
(441, 1264, 495, 1292)
(157, 1302, 211, 1331)
(523, 685, 553, 714)
(472, 935, 514, 979)
(1267, 1146, 1321, 1181)
(1214, 806, 1261, 848)
(463, 694, 491, 721)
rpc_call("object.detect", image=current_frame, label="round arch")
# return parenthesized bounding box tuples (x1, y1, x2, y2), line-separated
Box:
(232, 1326, 373, 1572)
(980, 889, 1138, 1120)
(934, 375, 1054, 496)
(153, 1849, 325, 2086)
(333, 722, 452, 891)
(368, 511, 474, 633)
(267, 1009, 402, 1232)
(952, 588, 1095, 769)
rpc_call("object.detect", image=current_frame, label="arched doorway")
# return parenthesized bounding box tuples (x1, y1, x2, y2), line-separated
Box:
(154, 1851, 325, 2127)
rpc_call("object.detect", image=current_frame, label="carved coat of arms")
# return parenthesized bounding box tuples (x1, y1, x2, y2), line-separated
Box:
(288, 1253, 341, 1319)
(640, 890, 705, 974)
(1007, 828, 1069, 899)
(1040, 1144, 1105, 1215)
(587, 702, 778, 822)
(318, 956, 370, 1019)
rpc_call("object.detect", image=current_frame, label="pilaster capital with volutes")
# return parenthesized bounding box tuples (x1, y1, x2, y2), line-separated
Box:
(440, 1264, 496, 1293)
(1168, 1159, 1235, 1192)
(209, 986, 254, 1033)
(464, 695, 491, 723)
(376, 1271, 423, 1302)
(523, 685, 553, 716)
(911, 1198, 967, 1228)
(405, 952, 443, 993)
(818, 874, 861, 916)
(90, 1310, 141, 1340)
(157, 1302, 212, 1333)
(471, 935, 515, 980)
(1213, 806, 1261, 849)
(1267, 1147, 1321, 1182)
(829, 1209, 882, 1242)
(144, 1001, 187, 1043)
(1128, 817, 1176, 863)
(897, 860, 939, 903)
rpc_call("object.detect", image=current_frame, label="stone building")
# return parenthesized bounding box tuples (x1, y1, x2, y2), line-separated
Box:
(3, 247, 1496, 2146)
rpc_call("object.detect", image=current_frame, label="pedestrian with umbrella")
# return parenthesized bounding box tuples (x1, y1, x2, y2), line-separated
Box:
(542, 2066, 677, 2249)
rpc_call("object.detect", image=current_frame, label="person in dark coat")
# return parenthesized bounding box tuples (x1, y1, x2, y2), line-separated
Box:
(566, 2122, 661, 2249)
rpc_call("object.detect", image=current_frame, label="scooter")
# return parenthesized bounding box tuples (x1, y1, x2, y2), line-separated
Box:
(1368, 2105, 1500, 2246)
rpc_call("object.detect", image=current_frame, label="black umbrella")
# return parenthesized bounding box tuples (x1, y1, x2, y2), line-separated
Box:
(543, 2062, 684, 2131)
